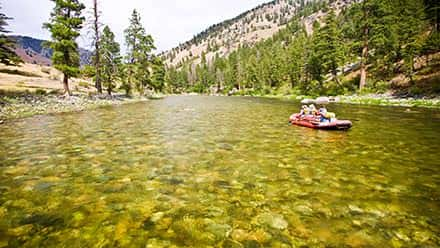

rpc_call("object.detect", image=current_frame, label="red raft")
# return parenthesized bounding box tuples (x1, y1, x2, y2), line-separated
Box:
(289, 114, 352, 130)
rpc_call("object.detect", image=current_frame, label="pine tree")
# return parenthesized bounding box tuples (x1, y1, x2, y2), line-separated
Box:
(0, 8, 22, 65)
(92, 0, 103, 93)
(151, 56, 165, 92)
(100, 25, 120, 96)
(124, 9, 156, 95)
(345, 0, 394, 90)
(44, 0, 85, 96)
(317, 10, 345, 85)
(286, 31, 307, 89)
(394, 0, 427, 81)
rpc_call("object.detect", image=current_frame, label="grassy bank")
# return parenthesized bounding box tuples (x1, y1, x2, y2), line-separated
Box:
(238, 93, 440, 109)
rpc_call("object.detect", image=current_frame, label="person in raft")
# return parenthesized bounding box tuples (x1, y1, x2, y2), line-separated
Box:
(318, 105, 336, 122)
(309, 104, 318, 116)
(299, 105, 309, 117)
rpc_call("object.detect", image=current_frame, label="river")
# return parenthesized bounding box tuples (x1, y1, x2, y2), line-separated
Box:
(0, 96, 439, 247)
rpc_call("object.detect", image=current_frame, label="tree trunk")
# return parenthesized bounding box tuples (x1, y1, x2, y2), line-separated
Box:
(63, 73, 72, 96)
(359, 13, 369, 91)
(93, 0, 102, 94)
(333, 69, 343, 88)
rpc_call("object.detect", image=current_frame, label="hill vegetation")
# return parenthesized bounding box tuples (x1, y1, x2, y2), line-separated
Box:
(161, 0, 331, 66)
(164, 0, 440, 98)
(0, 0, 439, 102)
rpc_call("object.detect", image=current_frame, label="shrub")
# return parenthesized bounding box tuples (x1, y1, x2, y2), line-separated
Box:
(15, 81, 26, 87)
(78, 81, 90, 89)
(35, 89, 47, 95)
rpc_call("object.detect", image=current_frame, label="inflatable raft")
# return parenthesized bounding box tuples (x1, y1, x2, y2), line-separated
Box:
(289, 114, 352, 130)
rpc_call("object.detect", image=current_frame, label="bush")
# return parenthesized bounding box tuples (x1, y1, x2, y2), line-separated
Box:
(373, 80, 390, 94)
(80, 65, 96, 78)
(15, 81, 26, 87)
(78, 81, 90, 89)
(35, 89, 47, 95)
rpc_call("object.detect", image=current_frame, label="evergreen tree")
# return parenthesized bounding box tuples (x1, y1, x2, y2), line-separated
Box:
(151, 56, 165, 92)
(44, 0, 85, 96)
(92, 0, 103, 93)
(344, 0, 394, 90)
(124, 9, 156, 95)
(286, 31, 307, 89)
(100, 25, 120, 95)
(394, 0, 427, 81)
(316, 10, 345, 85)
(0, 8, 22, 65)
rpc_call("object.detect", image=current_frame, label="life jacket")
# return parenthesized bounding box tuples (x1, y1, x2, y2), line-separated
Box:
(324, 112, 336, 119)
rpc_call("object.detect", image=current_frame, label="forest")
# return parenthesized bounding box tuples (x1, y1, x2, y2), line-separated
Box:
(165, 0, 440, 97)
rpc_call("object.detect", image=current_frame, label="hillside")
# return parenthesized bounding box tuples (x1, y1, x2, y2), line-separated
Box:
(10, 35, 92, 66)
(162, 0, 356, 67)
(163, 0, 439, 97)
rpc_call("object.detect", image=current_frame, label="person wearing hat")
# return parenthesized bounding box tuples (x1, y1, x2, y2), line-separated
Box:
(309, 104, 318, 116)
(299, 105, 309, 118)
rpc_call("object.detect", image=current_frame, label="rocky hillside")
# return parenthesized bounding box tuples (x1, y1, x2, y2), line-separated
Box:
(10, 35, 92, 66)
(161, 0, 356, 67)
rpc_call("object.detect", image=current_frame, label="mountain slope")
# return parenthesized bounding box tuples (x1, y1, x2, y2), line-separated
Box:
(10, 35, 92, 66)
(162, 0, 355, 67)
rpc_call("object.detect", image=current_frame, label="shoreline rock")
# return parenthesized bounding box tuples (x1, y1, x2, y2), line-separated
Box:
(0, 93, 150, 122)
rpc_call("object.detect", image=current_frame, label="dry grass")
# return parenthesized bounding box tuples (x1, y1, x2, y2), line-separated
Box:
(0, 63, 93, 96)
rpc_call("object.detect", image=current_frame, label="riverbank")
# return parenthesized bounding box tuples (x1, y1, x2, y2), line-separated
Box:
(2, 92, 439, 122)
(0, 93, 151, 122)
(260, 93, 440, 109)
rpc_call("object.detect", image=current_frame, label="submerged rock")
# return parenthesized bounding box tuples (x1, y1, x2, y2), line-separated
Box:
(348, 205, 364, 215)
(206, 222, 232, 239)
(231, 229, 251, 242)
(294, 205, 314, 216)
(413, 231, 432, 243)
(151, 212, 165, 223)
(255, 212, 288, 230)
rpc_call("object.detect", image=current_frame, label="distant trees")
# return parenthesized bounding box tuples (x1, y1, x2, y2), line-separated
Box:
(100, 26, 120, 95)
(44, 0, 85, 96)
(0, 8, 22, 65)
(123, 9, 157, 96)
(165, 0, 438, 96)
(314, 10, 345, 85)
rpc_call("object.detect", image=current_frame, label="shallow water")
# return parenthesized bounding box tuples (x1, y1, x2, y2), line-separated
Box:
(0, 96, 439, 247)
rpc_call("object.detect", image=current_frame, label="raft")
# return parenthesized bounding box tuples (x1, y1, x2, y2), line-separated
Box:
(289, 114, 352, 130)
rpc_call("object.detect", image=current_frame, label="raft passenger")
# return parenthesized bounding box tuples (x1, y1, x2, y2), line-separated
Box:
(299, 105, 309, 117)
(319, 106, 329, 122)
(309, 104, 318, 116)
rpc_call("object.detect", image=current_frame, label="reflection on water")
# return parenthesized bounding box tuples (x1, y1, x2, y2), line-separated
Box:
(0, 96, 439, 247)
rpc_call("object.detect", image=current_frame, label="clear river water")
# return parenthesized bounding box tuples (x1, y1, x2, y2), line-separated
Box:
(0, 96, 439, 247)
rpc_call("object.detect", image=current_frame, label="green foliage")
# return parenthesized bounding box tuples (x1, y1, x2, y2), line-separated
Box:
(100, 26, 121, 95)
(166, 0, 437, 96)
(0, 8, 22, 65)
(124, 9, 161, 95)
(35, 89, 47, 95)
(80, 65, 96, 78)
(43, 0, 85, 95)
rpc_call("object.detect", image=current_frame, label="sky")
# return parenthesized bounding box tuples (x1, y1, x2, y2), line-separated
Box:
(2, 0, 269, 53)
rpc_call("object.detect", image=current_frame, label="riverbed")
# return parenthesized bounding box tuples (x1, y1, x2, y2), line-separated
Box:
(0, 96, 439, 247)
